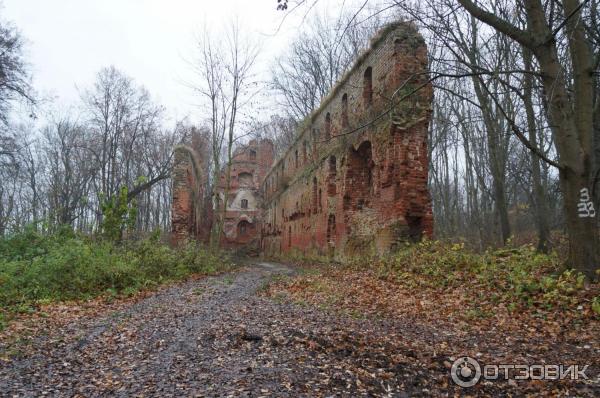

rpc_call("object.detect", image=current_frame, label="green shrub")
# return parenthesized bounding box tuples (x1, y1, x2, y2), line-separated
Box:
(593, 296, 600, 316)
(0, 228, 231, 318)
(380, 240, 586, 309)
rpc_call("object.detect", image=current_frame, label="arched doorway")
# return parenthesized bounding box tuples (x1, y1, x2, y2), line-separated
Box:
(237, 220, 252, 238)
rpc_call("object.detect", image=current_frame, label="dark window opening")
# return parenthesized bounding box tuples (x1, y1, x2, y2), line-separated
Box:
(303, 141, 307, 163)
(238, 220, 251, 237)
(241, 199, 248, 209)
(324, 113, 331, 140)
(328, 155, 337, 196)
(312, 177, 318, 214)
(249, 149, 256, 160)
(341, 93, 349, 127)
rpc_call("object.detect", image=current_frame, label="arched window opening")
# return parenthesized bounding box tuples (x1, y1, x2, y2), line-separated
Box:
(329, 156, 337, 175)
(249, 149, 256, 160)
(341, 93, 349, 127)
(238, 220, 251, 237)
(324, 113, 331, 140)
(363, 67, 373, 106)
(345, 141, 374, 210)
(241, 199, 248, 209)
(328, 156, 337, 196)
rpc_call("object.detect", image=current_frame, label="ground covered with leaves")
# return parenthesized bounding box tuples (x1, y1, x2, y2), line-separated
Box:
(0, 261, 447, 397)
(266, 241, 600, 396)
(1, 243, 599, 396)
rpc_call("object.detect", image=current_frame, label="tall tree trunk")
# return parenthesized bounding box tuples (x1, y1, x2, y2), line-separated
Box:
(523, 48, 550, 252)
(458, 0, 599, 279)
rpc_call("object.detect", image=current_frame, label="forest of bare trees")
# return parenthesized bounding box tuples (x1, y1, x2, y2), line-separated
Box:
(0, 57, 189, 235)
(1, 1, 599, 278)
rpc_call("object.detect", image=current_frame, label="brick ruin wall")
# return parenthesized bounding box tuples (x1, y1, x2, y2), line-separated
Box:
(260, 22, 433, 259)
(217, 140, 274, 251)
(171, 140, 212, 245)
(171, 138, 274, 249)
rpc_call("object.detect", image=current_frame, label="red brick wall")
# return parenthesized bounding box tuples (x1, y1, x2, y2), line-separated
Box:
(260, 22, 433, 259)
(218, 139, 274, 251)
(171, 139, 274, 249)
(171, 144, 212, 245)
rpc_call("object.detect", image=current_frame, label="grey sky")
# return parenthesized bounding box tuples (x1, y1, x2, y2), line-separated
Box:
(2, 0, 309, 124)
(3, 0, 389, 127)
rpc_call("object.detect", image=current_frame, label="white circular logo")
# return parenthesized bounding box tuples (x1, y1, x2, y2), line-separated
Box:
(451, 356, 482, 387)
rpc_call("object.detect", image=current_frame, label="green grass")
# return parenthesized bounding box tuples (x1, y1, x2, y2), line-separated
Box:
(0, 227, 232, 328)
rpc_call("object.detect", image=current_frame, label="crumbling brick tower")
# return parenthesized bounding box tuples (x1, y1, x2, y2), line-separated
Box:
(171, 132, 212, 244)
(216, 139, 274, 251)
(171, 138, 274, 250)
(260, 22, 433, 259)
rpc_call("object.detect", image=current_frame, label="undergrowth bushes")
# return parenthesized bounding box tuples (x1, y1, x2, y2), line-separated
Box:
(348, 240, 599, 312)
(0, 227, 231, 320)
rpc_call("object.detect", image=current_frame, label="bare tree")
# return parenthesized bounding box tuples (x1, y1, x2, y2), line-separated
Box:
(191, 20, 260, 249)
(271, 9, 386, 121)
(0, 16, 32, 129)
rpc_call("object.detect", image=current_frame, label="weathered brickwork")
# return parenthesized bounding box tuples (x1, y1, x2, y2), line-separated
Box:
(171, 133, 212, 244)
(217, 140, 274, 250)
(171, 138, 274, 250)
(260, 22, 433, 259)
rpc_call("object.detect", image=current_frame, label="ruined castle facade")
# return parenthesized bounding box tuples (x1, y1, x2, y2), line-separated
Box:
(172, 22, 433, 258)
(171, 138, 274, 249)
(216, 140, 274, 250)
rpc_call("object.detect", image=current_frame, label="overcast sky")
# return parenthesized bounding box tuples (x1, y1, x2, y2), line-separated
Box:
(1, 0, 327, 125)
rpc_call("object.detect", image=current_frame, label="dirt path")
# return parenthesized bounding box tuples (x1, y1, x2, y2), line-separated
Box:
(0, 262, 420, 397)
(1, 261, 596, 397)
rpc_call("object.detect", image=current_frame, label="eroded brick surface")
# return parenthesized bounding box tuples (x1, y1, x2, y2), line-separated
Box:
(260, 22, 433, 259)
(217, 140, 274, 251)
(172, 22, 433, 259)
(171, 138, 274, 251)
